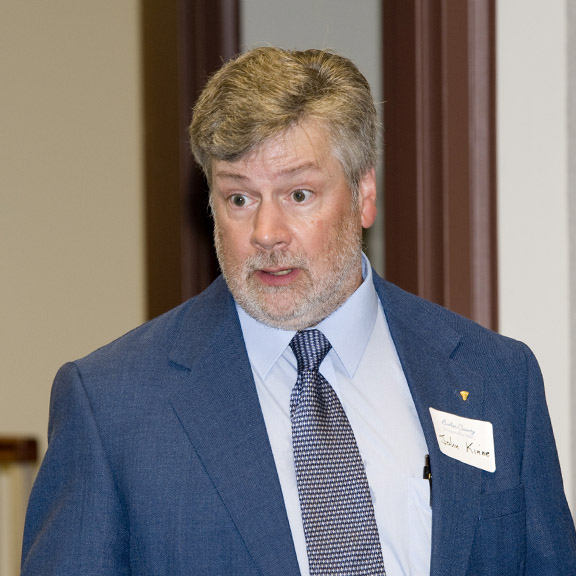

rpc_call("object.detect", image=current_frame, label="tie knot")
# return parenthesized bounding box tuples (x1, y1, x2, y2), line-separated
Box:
(290, 329, 332, 373)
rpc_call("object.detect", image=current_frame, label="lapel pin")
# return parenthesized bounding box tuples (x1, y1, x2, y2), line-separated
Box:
(460, 391, 470, 401)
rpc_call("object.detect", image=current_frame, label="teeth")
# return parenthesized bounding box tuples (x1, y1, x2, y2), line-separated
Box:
(269, 269, 292, 276)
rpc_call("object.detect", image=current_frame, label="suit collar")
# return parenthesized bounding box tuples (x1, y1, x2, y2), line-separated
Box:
(168, 275, 238, 371)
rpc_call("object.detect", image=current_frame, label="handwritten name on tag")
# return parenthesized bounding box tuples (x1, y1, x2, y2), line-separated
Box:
(429, 408, 496, 472)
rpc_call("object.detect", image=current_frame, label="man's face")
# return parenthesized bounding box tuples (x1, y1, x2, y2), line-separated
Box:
(211, 122, 377, 331)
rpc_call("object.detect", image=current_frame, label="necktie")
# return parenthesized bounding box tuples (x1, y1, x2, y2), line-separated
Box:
(290, 329, 386, 576)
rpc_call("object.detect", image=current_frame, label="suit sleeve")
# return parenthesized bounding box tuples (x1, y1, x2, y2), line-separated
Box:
(21, 362, 131, 575)
(521, 344, 576, 574)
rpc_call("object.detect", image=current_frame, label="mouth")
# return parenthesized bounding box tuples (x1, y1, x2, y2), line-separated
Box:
(253, 267, 300, 286)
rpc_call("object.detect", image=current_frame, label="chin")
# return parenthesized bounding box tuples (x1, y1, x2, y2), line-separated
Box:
(244, 298, 341, 331)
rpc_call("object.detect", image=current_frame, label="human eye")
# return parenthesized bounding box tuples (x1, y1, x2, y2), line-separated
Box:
(290, 189, 313, 203)
(228, 194, 252, 208)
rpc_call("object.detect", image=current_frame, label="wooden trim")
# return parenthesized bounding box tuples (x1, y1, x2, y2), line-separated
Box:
(178, 0, 240, 301)
(0, 437, 37, 463)
(467, 0, 498, 328)
(143, 1, 240, 319)
(383, 0, 497, 330)
(142, 0, 182, 319)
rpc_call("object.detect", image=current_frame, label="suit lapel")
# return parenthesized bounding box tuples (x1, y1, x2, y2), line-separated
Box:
(167, 278, 301, 576)
(375, 277, 484, 576)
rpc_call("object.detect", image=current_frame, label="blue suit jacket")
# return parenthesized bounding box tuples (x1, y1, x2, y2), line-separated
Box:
(22, 274, 576, 575)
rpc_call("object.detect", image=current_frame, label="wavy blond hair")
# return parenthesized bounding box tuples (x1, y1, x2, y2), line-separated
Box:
(189, 46, 379, 198)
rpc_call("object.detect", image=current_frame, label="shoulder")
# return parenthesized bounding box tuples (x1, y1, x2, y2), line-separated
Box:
(372, 272, 533, 373)
(70, 275, 236, 382)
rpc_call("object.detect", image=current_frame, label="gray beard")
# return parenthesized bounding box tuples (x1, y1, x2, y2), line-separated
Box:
(213, 218, 363, 331)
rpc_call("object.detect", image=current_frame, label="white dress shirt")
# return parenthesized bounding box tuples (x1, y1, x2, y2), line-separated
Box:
(237, 255, 432, 576)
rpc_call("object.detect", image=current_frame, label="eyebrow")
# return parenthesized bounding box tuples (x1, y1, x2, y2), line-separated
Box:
(214, 161, 320, 182)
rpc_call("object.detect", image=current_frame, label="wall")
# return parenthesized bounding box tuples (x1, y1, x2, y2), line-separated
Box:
(497, 0, 574, 507)
(0, 1, 145, 454)
(570, 0, 576, 519)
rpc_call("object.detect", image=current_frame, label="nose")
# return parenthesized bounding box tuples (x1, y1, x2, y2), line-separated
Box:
(251, 199, 291, 251)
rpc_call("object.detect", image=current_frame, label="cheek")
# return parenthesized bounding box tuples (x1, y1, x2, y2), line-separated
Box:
(215, 227, 259, 273)
(215, 216, 248, 250)
(291, 215, 324, 244)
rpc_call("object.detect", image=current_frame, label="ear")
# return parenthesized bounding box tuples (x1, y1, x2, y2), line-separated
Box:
(358, 168, 377, 229)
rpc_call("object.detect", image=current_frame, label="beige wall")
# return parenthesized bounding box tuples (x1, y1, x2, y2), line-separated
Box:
(0, 1, 145, 453)
(497, 0, 574, 509)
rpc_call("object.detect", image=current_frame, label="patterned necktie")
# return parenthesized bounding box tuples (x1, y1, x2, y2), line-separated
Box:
(290, 329, 386, 576)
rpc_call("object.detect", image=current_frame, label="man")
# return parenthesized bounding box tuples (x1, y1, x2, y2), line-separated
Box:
(22, 47, 576, 575)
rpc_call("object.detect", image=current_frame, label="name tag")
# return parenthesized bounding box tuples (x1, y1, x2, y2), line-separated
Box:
(429, 408, 496, 472)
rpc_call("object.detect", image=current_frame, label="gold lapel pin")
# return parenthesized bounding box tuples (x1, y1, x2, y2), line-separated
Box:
(460, 391, 470, 401)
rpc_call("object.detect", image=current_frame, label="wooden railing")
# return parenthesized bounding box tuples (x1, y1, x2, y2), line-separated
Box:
(0, 437, 37, 576)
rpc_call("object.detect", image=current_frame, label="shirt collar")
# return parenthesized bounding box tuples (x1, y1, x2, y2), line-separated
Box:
(237, 253, 380, 379)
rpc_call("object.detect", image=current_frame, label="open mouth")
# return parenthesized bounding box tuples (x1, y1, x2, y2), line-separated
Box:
(267, 269, 293, 276)
(254, 267, 300, 286)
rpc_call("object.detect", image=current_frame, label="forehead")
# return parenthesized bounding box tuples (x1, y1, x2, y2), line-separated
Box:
(212, 122, 340, 183)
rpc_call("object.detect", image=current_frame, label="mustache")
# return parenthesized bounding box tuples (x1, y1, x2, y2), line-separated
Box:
(243, 251, 307, 273)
